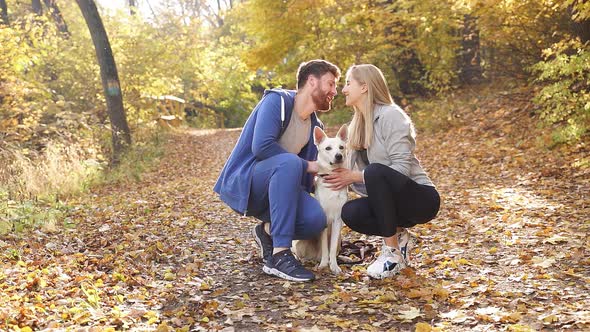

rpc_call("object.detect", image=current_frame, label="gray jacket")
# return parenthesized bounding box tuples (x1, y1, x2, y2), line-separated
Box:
(349, 103, 434, 196)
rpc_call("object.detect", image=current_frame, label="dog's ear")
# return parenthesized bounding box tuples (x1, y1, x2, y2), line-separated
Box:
(336, 124, 348, 142)
(313, 126, 326, 145)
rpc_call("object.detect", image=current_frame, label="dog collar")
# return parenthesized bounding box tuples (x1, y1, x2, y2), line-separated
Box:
(317, 174, 329, 178)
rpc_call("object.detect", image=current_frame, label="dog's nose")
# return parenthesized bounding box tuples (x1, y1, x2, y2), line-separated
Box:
(335, 154, 343, 161)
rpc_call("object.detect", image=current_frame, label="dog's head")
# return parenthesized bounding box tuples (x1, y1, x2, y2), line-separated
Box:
(314, 124, 347, 171)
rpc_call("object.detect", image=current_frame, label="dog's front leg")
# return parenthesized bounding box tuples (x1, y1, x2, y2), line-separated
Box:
(329, 218, 343, 275)
(317, 226, 330, 269)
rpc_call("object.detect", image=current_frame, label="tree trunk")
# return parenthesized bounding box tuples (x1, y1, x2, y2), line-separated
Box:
(42, 0, 69, 36)
(128, 0, 136, 16)
(460, 14, 483, 84)
(76, 0, 131, 162)
(32, 0, 42, 15)
(0, 0, 8, 25)
(569, 2, 590, 43)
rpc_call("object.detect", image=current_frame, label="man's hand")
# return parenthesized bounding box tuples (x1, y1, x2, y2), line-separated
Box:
(307, 160, 319, 174)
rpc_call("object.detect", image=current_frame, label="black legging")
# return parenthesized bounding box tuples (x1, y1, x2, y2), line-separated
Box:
(341, 163, 440, 237)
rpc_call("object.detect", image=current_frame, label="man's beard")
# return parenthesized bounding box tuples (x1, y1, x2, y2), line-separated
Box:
(312, 86, 331, 111)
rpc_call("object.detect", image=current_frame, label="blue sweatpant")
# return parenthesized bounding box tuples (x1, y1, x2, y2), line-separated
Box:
(247, 153, 326, 248)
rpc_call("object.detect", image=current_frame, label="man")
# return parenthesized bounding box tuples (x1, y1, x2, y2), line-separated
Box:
(214, 59, 341, 282)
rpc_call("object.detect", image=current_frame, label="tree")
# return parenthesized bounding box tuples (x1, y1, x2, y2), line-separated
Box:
(76, 0, 131, 162)
(32, 0, 42, 15)
(128, 0, 137, 16)
(0, 0, 8, 25)
(568, 1, 590, 42)
(42, 0, 69, 36)
(460, 14, 483, 84)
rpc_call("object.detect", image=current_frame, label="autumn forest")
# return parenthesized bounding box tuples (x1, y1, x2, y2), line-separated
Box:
(0, 0, 588, 331)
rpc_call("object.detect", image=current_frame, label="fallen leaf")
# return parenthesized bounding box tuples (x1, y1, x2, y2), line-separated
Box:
(398, 307, 422, 321)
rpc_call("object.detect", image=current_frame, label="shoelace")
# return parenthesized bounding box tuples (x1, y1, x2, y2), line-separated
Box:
(380, 245, 396, 258)
(274, 252, 304, 272)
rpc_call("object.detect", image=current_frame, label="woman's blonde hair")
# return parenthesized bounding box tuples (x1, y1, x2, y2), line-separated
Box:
(346, 64, 394, 150)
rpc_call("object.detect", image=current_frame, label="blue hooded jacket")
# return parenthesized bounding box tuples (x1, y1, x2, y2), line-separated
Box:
(213, 88, 322, 215)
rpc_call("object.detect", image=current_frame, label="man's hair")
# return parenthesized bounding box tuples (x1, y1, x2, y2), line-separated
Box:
(296, 59, 341, 90)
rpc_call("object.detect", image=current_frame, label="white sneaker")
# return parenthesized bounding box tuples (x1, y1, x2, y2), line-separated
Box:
(366, 244, 406, 279)
(398, 229, 416, 264)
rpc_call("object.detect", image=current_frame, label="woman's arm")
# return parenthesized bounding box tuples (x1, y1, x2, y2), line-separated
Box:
(380, 108, 413, 176)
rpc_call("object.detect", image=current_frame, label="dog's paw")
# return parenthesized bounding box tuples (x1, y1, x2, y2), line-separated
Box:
(330, 263, 342, 275)
(317, 261, 329, 270)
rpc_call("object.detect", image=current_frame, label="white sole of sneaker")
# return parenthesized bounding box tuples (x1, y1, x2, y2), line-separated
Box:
(252, 226, 267, 263)
(262, 265, 314, 282)
(367, 261, 407, 279)
(367, 267, 403, 279)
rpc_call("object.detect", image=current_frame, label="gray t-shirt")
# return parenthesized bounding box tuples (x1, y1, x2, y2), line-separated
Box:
(279, 110, 311, 154)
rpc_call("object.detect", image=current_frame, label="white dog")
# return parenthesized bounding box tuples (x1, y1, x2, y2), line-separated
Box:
(293, 124, 348, 275)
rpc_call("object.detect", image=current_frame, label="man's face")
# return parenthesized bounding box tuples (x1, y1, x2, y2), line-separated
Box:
(311, 73, 338, 112)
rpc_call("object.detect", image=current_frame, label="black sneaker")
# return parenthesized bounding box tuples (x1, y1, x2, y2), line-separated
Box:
(262, 250, 315, 282)
(252, 222, 273, 263)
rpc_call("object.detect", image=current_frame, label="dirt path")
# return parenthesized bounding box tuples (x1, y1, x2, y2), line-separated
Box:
(1, 100, 588, 331)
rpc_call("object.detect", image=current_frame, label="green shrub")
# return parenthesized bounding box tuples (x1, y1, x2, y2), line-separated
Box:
(531, 39, 590, 146)
(101, 128, 165, 184)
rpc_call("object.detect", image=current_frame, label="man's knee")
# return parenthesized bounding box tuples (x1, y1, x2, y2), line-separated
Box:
(302, 208, 327, 238)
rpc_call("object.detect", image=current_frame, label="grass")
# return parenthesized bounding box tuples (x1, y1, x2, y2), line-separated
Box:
(101, 129, 165, 184)
(0, 127, 165, 235)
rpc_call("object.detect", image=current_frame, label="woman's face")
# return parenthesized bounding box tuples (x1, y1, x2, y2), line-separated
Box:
(342, 75, 367, 108)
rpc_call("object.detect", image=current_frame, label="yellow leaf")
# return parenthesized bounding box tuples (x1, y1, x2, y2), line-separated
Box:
(456, 258, 472, 265)
(501, 312, 522, 323)
(156, 322, 171, 332)
(144, 311, 160, 325)
(415, 322, 432, 332)
(164, 272, 176, 281)
(541, 314, 558, 324)
(433, 287, 450, 300)
(407, 288, 430, 299)
(507, 324, 536, 332)
(376, 293, 397, 303)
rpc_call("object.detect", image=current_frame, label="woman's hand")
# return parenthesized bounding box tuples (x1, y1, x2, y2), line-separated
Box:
(323, 168, 363, 191)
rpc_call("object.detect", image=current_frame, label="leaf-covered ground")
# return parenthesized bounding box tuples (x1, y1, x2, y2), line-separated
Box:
(1, 86, 589, 331)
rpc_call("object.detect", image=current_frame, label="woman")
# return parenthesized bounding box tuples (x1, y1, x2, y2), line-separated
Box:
(324, 64, 440, 279)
